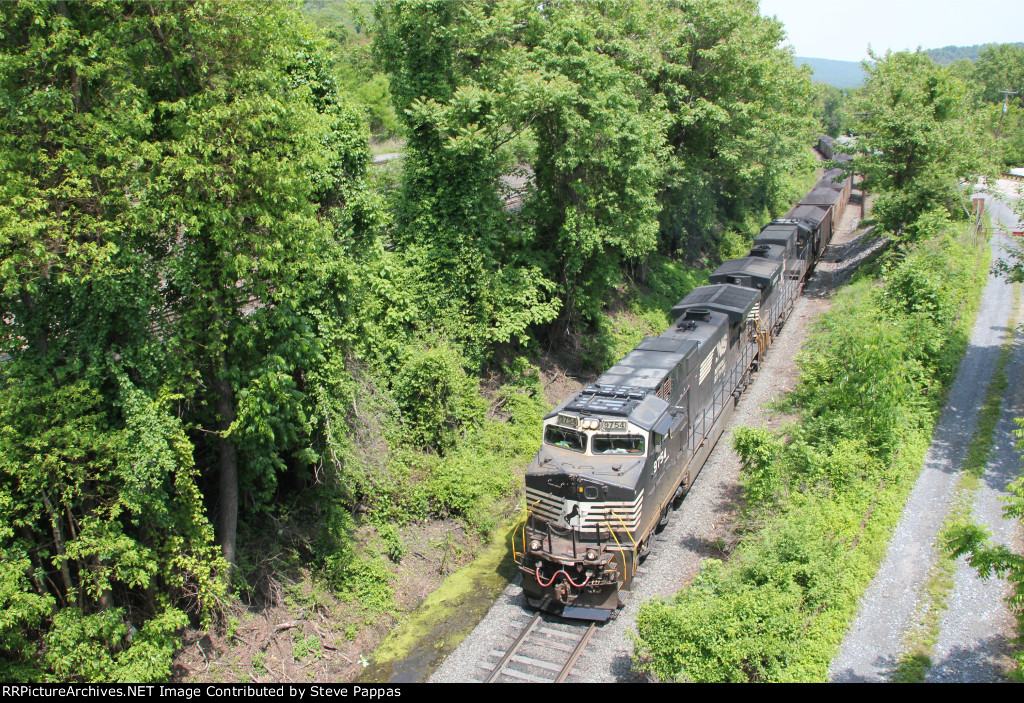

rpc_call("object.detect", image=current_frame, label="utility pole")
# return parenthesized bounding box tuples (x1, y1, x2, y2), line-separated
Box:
(996, 89, 1018, 139)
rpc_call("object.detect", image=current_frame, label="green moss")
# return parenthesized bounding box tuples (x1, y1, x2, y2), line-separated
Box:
(357, 521, 519, 683)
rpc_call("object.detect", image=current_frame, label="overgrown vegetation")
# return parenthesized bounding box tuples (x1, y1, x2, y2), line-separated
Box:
(0, 0, 820, 681)
(849, 50, 989, 242)
(633, 229, 990, 682)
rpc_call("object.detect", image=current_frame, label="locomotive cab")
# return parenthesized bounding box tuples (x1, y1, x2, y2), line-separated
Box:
(522, 390, 675, 619)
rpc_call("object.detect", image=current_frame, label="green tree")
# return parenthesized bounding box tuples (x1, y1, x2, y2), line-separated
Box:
(0, 4, 227, 679)
(0, 0, 375, 678)
(971, 44, 1024, 166)
(851, 50, 988, 241)
(136, 2, 355, 576)
(524, 0, 667, 332)
(650, 0, 815, 260)
(375, 0, 560, 356)
(814, 84, 853, 138)
(974, 44, 1024, 106)
(372, 0, 815, 346)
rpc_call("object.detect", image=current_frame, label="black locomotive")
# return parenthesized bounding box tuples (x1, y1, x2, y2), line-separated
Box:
(515, 157, 852, 620)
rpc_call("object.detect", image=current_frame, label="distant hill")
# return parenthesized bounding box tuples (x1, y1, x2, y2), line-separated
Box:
(796, 57, 865, 89)
(926, 42, 1024, 65)
(797, 42, 1024, 88)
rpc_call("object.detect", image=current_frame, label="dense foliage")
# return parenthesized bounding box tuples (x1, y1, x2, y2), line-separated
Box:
(633, 231, 989, 682)
(850, 50, 988, 242)
(375, 0, 815, 343)
(813, 84, 854, 138)
(1, 0, 819, 681)
(0, 0, 381, 680)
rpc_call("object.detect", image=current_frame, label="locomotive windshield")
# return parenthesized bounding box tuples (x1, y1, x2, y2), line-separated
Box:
(592, 434, 646, 455)
(544, 425, 587, 453)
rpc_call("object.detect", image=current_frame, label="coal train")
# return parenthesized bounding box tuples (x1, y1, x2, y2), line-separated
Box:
(515, 147, 853, 620)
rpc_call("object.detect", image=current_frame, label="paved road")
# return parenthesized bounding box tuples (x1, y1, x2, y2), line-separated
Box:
(830, 195, 1023, 682)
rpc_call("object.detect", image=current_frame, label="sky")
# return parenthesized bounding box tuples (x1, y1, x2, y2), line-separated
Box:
(759, 0, 1024, 62)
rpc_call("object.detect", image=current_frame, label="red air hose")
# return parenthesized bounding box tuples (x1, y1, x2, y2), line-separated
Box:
(535, 568, 592, 589)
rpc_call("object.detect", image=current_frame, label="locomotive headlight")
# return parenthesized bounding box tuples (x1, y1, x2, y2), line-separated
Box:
(585, 549, 599, 561)
(529, 539, 542, 552)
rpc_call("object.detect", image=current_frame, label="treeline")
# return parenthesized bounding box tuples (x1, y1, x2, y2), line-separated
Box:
(816, 42, 1024, 168)
(0, 0, 817, 681)
(926, 42, 1024, 66)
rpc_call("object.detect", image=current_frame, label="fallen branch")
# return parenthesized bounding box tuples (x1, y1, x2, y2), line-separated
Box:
(274, 620, 303, 633)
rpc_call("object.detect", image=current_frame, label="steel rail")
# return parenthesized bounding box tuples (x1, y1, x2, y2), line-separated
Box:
(553, 621, 597, 683)
(486, 613, 596, 683)
(485, 611, 542, 683)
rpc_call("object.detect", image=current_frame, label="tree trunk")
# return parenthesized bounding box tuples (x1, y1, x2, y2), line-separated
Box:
(213, 371, 238, 584)
(40, 490, 75, 606)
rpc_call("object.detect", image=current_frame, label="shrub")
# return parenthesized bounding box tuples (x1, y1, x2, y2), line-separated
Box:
(393, 342, 485, 453)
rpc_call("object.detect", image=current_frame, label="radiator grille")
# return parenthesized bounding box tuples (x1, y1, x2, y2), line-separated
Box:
(526, 487, 644, 532)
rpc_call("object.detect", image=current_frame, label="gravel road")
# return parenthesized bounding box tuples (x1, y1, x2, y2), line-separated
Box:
(430, 191, 873, 683)
(927, 311, 1024, 682)
(927, 191, 1024, 683)
(830, 193, 1023, 682)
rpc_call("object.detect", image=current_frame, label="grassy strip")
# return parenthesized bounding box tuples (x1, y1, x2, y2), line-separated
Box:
(632, 228, 993, 682)
(356, 520, 520, 683)
(892, 283, 1020, 682)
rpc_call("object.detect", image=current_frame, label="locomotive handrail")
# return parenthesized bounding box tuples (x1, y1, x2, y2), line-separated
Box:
(602, 513, 634, 585)
(516, 500, 542, 562)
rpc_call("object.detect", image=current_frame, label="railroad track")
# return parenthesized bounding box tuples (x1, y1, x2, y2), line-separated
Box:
(482, 611, 598, 683)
